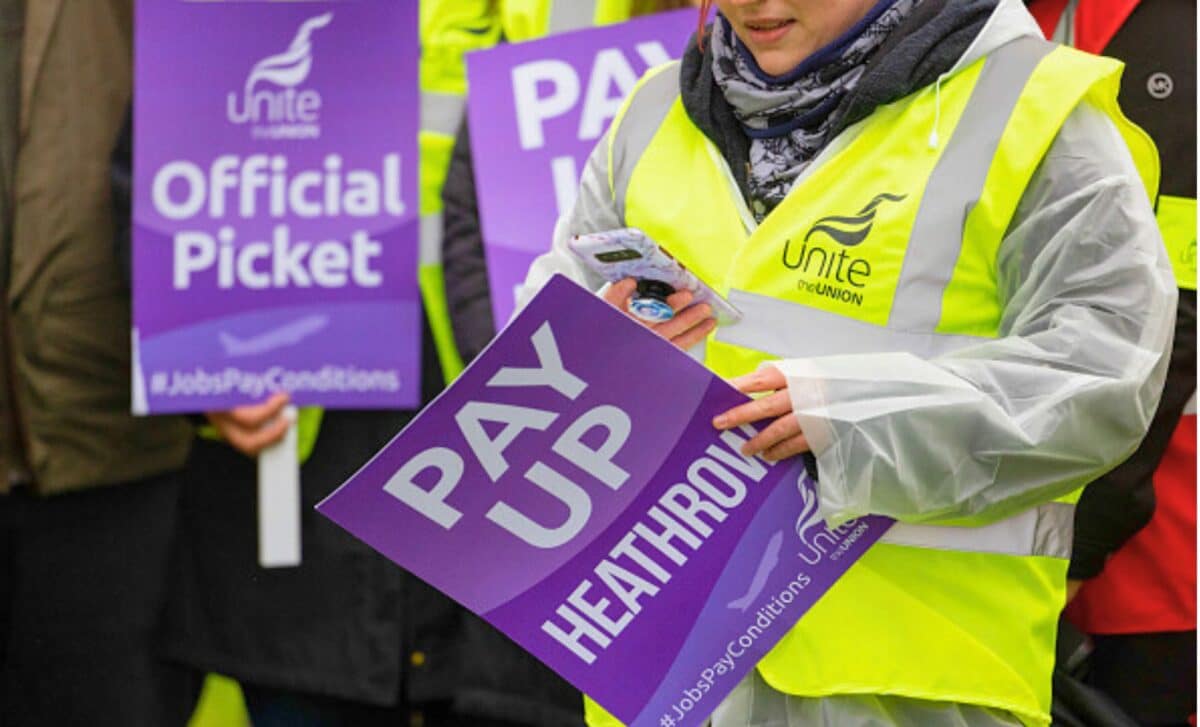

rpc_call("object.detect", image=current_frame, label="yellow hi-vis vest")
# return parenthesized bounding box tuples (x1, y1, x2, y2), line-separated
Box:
(589, 38, 1158, 727)
(1158, 195, 1197, 291)
(420, 0, 501, 382)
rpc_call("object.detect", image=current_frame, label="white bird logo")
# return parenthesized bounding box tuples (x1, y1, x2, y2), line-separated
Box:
(218, 315, 329, 358)
(243, 12, 334, 94)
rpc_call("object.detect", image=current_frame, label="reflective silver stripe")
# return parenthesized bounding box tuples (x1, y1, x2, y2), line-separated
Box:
(609, 62, 680, 218)
(420, 212, 443, 267)
(421, 90, 466, 137)
(1185, 392, 1197, 415)
(1049, 0, 1078, 46)
(548, 0, 598, 33)
(880, 501, 1074, 559)
(704, 139, 758, 234)
(718, 288, 988, 359)
(890, 37, 1053, 331)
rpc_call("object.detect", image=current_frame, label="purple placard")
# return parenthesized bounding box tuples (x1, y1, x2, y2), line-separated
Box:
(318, 275, 893, 727)
(466, 10, 696, 330)
(133, 0, 420, 413)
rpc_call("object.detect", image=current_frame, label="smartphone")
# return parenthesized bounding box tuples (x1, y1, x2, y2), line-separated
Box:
(568, 228, 742, 325)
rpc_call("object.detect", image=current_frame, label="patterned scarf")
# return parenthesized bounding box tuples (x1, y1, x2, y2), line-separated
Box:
(711, 0, 920, 216)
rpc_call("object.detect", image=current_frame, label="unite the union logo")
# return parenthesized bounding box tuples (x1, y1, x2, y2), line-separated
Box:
(226, 12, 334, 140)
(795, 472, 862, 565)
(780, 192, 907, 308)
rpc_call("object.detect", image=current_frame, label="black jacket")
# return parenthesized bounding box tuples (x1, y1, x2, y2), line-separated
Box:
(443, 118, 498, 364)
(159, 408, 580, 723)
(158, 399, 581, 723)
(1050, 0, 1198, 580)
(160, 409, 420, 705)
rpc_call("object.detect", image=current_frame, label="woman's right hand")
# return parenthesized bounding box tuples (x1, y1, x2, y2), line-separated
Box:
(602, 277, 717, 350)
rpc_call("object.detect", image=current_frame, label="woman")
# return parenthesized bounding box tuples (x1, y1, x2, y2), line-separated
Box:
(522, 0, 1176, 725)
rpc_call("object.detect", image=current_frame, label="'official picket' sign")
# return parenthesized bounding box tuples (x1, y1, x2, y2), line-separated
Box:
(133, 0, 421, 413)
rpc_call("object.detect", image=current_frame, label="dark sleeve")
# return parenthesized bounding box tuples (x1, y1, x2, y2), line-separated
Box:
(110, 107, 133, 290)
(1068, 289, 1197, 579)
(441, 116, 497, 364)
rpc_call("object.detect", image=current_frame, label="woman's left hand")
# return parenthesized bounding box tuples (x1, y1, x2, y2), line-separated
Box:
(712, 367, 809, 462)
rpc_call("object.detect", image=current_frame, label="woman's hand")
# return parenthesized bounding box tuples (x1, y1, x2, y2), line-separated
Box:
(602, 277, 717, 350)
(205, 391, 293, 457)
(713, 367, 809, 462)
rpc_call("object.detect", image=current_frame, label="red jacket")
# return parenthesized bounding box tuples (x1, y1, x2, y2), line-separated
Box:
(1067, 413, 1197, 633)
(1027, 0, 1139, 53)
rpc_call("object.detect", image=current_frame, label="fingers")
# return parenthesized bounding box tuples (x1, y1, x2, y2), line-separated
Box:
(762, 433, 810, 461)
(222, 413, 292, 457)
(713, 397, 809, 461)
(205, 392, 293, 457)
(654, 301, 711, 341)
(728, 366, 787, 395)
(604, 280, 717, 350)
(738, 406, 802, 453)
(224, 391, 290, 428)
(671, 316, 718, 350)
(712, 389, 792, 430)
(664, 288, 694, 312)
(601, 278, 637, 312)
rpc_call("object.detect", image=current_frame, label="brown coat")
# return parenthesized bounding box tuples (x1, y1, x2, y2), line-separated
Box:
(2, 0, 191, 495)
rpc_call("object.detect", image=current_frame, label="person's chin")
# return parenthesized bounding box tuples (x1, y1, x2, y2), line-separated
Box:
(756, 52, 802, 76)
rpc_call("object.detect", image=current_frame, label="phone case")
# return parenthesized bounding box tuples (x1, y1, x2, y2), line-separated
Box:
(568, 228, 742, 324)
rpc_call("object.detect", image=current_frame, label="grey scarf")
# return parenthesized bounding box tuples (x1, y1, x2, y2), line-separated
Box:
(711, 0, 920, 215)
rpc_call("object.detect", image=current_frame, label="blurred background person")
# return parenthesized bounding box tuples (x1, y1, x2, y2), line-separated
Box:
(1024, 3, 1197, 726)
(418, 0, 501, 385)
(0, 1, 199, 724)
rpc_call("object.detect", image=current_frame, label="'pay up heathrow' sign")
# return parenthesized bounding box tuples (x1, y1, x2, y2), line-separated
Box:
(319, 276, 892, 727)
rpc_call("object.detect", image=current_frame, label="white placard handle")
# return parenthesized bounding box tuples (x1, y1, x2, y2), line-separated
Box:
(257, 406, 302, 568)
